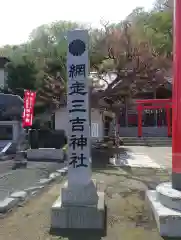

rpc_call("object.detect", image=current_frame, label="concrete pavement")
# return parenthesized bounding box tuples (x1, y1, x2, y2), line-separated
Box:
(124, 146, 172, 169)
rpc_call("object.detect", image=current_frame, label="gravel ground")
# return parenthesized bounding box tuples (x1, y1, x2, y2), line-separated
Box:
(0, 149, 171, 240)
(0, 161, 14, 175)
(0, 161, 66, 201)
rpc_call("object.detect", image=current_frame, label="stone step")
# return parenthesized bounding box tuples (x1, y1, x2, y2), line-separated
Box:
(122, 137, 172, 146)
(122, 139, 146, 146)
(123, 143, 145, 145)
(122, 137, 171, 141)
(121, 137, 144, 141)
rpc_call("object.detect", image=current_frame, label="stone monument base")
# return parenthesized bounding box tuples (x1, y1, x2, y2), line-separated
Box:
(61, 179, 99, 206)
(146, 182, 181, 237)
(50, 190, 106, 238)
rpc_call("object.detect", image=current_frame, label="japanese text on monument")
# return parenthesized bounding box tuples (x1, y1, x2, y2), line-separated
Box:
(67, 33, 90, 170)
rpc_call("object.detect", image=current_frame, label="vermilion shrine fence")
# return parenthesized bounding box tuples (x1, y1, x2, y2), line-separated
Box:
(135, 99, 172, 137)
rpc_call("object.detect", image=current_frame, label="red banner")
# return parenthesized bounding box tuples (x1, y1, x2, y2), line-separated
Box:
(22, 90, 36, 127)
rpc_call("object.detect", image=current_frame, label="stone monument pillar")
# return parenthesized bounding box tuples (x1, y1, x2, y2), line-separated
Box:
(50, 30, 106, 238)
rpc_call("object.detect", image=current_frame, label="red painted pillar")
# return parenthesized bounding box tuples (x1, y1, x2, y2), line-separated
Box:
(172, 0, 181, 189)
(137, 105, 142, 137)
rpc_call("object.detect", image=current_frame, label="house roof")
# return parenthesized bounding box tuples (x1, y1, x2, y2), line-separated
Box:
(0, 94, 23, 120)
(0, 93, 23, 109)
(0, 57, 10, 68)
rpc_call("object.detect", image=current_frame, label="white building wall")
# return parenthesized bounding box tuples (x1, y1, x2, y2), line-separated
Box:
(90, 108, 104, 140)
(55, 107, 68, 134)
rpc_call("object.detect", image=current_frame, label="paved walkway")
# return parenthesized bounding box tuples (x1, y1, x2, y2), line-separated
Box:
(124, 146, 172, 169)
(109, 150, 161, 169)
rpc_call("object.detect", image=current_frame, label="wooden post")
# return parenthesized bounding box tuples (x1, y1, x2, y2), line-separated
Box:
(166, 105, 171, 137)
(137, 105, 142, 137)
(172, 0, 181, 190)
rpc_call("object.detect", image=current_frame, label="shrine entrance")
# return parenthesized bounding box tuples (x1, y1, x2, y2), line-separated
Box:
(136, 99, 172, 137)
(143, 108, 168, 126)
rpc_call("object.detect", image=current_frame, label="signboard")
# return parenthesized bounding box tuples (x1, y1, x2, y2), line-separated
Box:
(67, 30, 91, 187)
(22, 90, 36, 127)
(91, 123, 99, 137)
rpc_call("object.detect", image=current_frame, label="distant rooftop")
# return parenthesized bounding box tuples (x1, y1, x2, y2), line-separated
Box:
(0, 93, 23, 108)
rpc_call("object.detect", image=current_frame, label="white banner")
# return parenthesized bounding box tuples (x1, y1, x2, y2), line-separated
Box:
(91, 123, 99, 137)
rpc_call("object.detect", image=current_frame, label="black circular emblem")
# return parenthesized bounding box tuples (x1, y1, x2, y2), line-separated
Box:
(68, 39, 86, 56)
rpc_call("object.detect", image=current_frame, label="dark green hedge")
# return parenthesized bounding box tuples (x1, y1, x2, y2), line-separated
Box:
(29, 129, 67, 149)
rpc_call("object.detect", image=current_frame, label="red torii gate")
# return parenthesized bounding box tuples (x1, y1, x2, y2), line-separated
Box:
(135, 98, 172, 138)
(172, 0, 181, 189)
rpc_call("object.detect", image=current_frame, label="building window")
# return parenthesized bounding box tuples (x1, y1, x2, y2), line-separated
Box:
(0, 125, 13, 140)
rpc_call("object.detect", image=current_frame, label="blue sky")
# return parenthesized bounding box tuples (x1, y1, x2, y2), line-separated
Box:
(0, 0, 155, 46)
